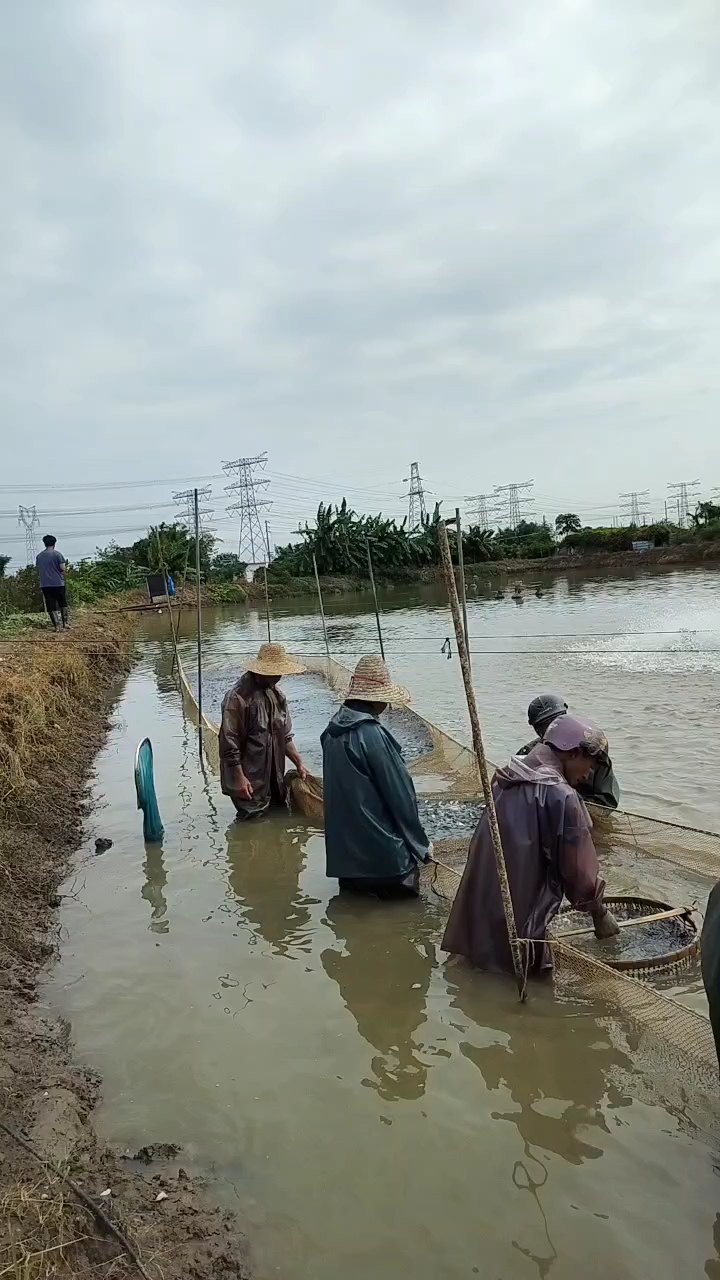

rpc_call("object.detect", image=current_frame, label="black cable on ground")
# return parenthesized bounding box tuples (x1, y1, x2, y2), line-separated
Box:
(0, 1118, 156, 1280)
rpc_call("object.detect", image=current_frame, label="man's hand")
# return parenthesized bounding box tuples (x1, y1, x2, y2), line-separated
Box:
(296, 760, 308, 782)
(234, 770, 253, 802)
(593, 907, 620, 940)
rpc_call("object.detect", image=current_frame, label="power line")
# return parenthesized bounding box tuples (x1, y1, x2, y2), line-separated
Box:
(493, 480, 535, 529)
(465, 493, 500, 530)
(667, 479, 701, 529)
(404, 461, 427, 530)
(223, 453, 271, 565)
(619, 489, 650, 526)
(172, 486, 214, 532)
(17, 505, 40, 565)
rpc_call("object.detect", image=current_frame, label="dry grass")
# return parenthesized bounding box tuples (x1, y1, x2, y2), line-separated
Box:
(0, 1170, 91, 1278)
(0, 618, 133, 814)
(0, 613, 138, 1280)
(0, 615, 134, 967)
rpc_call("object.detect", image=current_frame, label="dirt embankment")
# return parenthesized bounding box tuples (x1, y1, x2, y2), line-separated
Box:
(0, 615, 251, 1278)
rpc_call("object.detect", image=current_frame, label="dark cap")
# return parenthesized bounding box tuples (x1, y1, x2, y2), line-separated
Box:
(528, 693, 568, 730)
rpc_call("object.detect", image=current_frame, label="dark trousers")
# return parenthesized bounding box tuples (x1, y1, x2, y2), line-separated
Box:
(42, 586, 66, 611)
(338, 864, 420, 899)
(42, 586, 68, 627)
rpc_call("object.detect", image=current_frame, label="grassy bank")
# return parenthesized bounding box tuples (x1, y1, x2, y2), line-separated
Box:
(0, 612, 251, 1278)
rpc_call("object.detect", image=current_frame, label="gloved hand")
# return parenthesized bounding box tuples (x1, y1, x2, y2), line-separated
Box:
(425, 841, 435, 863)
(593, 908, 620, 940)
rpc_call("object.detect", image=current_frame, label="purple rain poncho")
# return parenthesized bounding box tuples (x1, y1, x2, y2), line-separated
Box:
(441, 743, 606, 976)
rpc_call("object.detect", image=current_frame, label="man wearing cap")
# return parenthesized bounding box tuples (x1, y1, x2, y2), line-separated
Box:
(518, 693, 620, 810)
(442, 715, 619, 976)
(219, 643, 308, 819)
(321, 655, 432, 897)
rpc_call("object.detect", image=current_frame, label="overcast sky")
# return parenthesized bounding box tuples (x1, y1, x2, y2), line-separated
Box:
(2, 0, 720, 560)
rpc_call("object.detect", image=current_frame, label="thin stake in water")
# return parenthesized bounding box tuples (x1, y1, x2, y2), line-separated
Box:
(194, 487, 203, 758)
(313, 551, 331, 662)
(365, 538, 385, 659)
(264, 519, 272, 642)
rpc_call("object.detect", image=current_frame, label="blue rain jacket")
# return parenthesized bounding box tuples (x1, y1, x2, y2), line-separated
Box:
(321, 704, 430, 880)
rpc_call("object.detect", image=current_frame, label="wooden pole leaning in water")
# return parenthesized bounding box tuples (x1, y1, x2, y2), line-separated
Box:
(312, 551, 331, 663)
(365, 538, 385, 660)
(437, 519, 526, 1000)
(193, 487, 203, 758)
(454, 507, 470, 670)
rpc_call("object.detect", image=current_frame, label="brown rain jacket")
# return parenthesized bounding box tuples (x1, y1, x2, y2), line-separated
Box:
(219, 673, 294, 804)
(441, 743, 606, 976)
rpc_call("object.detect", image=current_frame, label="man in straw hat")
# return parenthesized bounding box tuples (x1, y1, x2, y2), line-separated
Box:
(442, 715, 619, 975)
(321, 655, 432, 897)
(219, 643, 308, 819)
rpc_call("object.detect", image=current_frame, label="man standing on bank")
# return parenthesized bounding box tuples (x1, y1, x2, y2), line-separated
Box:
(219, 643, 308, 819)
(36, 534, 69, 631)
(322, 655, 432, 897)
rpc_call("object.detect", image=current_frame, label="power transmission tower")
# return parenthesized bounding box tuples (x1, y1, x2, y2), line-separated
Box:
(619, 490, 650, 526)
(173, 486, 214, 532)
(493, 480, 534, 529)
(404, 462, 427, 529)
(667, 479, 700, 528)
(223, 453, 271, 564)
(465, 493, 499, 530)
(18, 505, 40, 565)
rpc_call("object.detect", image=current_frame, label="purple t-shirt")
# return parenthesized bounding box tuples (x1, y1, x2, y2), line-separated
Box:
(36, 548, 66, 588)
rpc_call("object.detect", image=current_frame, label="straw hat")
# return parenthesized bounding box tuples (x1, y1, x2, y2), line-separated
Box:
(245, 643, 306, 677)
(346, 655, 410, 706)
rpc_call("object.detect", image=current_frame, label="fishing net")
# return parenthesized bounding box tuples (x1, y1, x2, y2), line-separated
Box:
(175, 650, 720, 1107)
(286, 769, 324, 823)
(553, 895, 699, 973)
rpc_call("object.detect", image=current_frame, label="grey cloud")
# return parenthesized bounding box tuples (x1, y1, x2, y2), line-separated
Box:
(2, 0, 720, 557)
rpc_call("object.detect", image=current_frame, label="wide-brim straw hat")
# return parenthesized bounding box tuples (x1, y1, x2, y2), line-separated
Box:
(346, 655, 410, 706)
(245, 643, 306, 677)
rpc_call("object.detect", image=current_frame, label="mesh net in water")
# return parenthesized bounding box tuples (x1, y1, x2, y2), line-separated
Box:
(175, 649, 720, 1112)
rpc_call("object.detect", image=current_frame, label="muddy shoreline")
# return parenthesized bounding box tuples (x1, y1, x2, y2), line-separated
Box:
(0, 617, 251, 1278)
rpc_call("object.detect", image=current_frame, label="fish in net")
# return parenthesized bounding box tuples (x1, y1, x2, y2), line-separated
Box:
(552, 895, 699, 974)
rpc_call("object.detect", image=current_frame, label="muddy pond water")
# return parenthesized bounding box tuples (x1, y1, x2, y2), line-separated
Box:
(45, 568, 720, 1278)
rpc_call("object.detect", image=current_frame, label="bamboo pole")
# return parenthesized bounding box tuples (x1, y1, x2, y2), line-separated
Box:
(194, 488, 203, 759)
(455, 507, 470, 667)
(312, 551, 331, 663)
(365, 538, 385, 660)
(437, 519, 527, 999)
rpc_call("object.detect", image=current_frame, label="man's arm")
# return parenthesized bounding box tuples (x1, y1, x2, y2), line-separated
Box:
(557, 792, 619, 937)
(587, 759, 620, 810)
(220, 691, 252, 799)
(281, 699, 306, 779)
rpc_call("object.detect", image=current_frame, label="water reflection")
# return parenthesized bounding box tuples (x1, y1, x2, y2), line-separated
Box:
(705, 1212, 720, 1278)
(141, 843, 169, 933)
(321, 896, 441, 1102)
(448, 964, 630, 1165)
(447, 967, 635, 1278)
(225, 816, 316, 957)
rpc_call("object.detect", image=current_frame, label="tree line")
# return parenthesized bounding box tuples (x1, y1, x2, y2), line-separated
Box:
(268, 499, 720, 578)
(2, 498, 719, 614)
